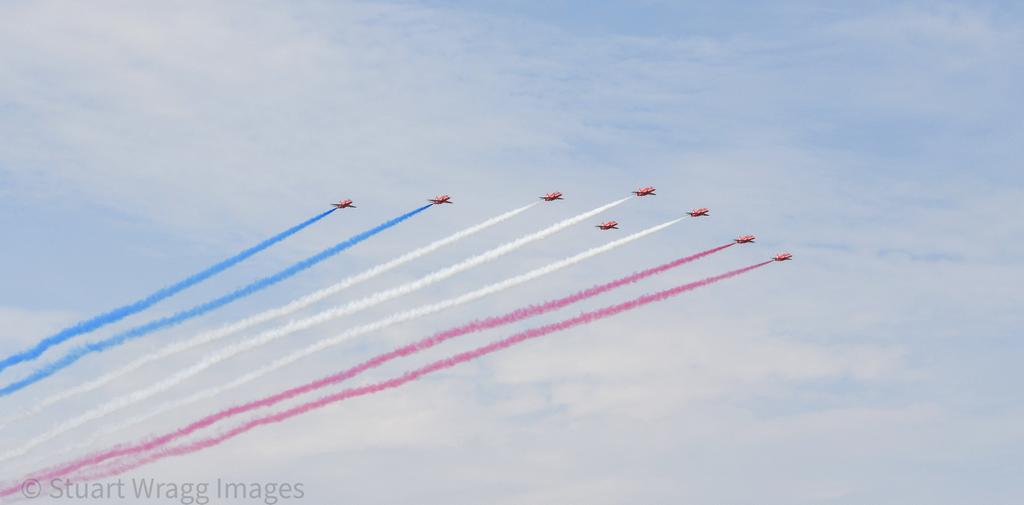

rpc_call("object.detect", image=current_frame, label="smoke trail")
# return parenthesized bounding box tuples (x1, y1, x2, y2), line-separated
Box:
(9, 222, 698, 483)
(83, 211, 672, 452)
(2, 260, 772, 490)
(0, 205, 431, 398)
(13, 214, 664, 480)
(0, 209, 336, 375)
(2, 203, 539, 429)
(33, 241, 735, 471)
(0, 198, 627, 464)
(3, 234, 721, 483)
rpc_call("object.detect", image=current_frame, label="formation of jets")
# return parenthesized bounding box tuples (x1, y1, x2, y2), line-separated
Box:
(331, 186, 792, 262)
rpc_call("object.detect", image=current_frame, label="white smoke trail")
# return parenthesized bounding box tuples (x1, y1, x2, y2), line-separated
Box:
(0, 197, 629, 464)
(14, 215, 680, 478)
(0, 203, 538, 431)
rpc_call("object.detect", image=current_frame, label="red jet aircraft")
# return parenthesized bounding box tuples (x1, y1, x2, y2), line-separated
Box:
(428, 195, 453, 205)
(540, 192, 564, 201)
(596, 221, 619, 230)
(735, 235, 756, 244)
(633, 186, 656, 197)
(332, 199, 356, 209)
(688, 207, 710, 217)
(773, 252, 793, 262)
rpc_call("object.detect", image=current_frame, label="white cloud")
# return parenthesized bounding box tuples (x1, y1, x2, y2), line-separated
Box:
(0, 306, 77, 348)
(0, 1, 1021, 503)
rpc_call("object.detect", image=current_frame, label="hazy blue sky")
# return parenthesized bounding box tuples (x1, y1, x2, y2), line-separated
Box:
(0, 1, 1021, 503)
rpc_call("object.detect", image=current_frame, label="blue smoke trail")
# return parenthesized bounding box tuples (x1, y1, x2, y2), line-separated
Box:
(0, 204, 431, 397)
(0, 209, 337, 374)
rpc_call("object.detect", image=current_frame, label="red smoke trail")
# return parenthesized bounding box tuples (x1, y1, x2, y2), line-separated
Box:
(1, 243, 735, 491)
(3, 259, 771, 491)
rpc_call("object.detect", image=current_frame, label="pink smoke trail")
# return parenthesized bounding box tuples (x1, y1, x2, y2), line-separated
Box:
(1, 243, 735, 491)
(4, 260, 772, 491)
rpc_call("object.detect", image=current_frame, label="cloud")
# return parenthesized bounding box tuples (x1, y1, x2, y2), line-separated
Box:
(0, 1, 584, 231)
(0, 1, 1021, 503)
(0, 306, 77, 348)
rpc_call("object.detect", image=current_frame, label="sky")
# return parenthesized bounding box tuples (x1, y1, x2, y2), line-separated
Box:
(0, 1, 1022, 503)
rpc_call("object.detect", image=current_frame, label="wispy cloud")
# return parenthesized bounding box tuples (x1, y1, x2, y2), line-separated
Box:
(0, 1, 1021, 503)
